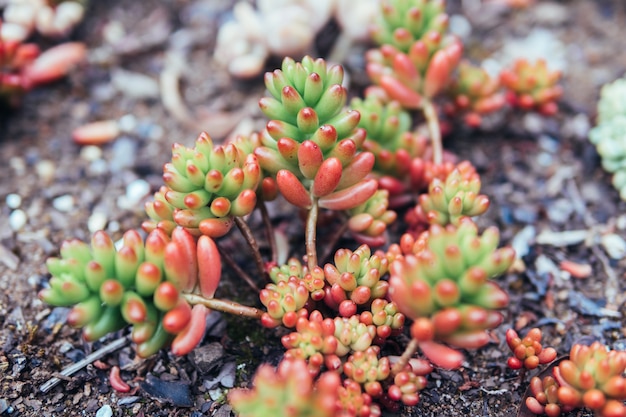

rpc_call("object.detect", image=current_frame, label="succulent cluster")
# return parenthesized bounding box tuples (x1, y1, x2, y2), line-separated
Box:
(505, 328, 557, 370)
(589, 76, 626, 200)
(40, 228, 220, 357)
(2, 0, 87, 40)
(499, 58, 563, 116)
(143, 132, 260, 238)
(445, 60, 506, 127)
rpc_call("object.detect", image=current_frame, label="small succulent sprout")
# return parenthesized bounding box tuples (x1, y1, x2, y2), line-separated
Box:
(342, 346, 391, 398)
(323, 245, 390, 315)
(414, 165, 490, 226)
(259, 276, 310, 328)
(336, 378, 381, 417)
(282, 312, 339, 374)
(333, 315, 377, 357)
(255, 56, 377, 211)
(268, 257, 326, 301)
(143, 186, 179, 235)
(153, 131, 260, 238)
(228, 358, 341, 417)
(554, 342, 626, 417)
(359, 298, 405, 342)
(41, 228, 221, 356)
(387, 366, 428, 406)
(526, 376, 572, 417)
(446, 60, 506, 127)
(505, 328, 557, 370)
(388, 219, 514, 355)
(500, 58, 563, 116)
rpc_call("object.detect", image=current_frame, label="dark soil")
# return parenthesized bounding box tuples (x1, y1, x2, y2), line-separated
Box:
(1, 1, 626, 416)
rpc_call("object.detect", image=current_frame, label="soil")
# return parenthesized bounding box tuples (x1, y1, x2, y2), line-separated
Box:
(1, 1, 626, 416)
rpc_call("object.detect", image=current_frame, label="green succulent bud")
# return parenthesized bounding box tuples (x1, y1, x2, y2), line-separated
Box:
(333, 315, 377, 357)
(282, 312, 338, 374)
(347, 190, 397, 247)
(343, 346, 391, 398)
(416, 166, 490, 225)
(388, 219, 514, 349)
(259, 277, 310, 328)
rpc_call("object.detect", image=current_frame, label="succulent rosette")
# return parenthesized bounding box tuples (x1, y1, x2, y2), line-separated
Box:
(526, 375, 572, 417)
(446, 60, 506, 127)
(40, 228, 220, 357)
(229, 358, 341, 417)
(336, 378, 381, 417)
(500, 58, 562, 116)
(254, 56, 377, 211)
(351, 91, 429, 177)
(388, 218, 514, 364)
(323, 245, 390, 316)
(282, 312, 340, 374)
(342, 346, 391, 398)
(554, 342, 626, 417)
(505, 328, 557, 370)
(366, 0, 462, 109)
(413, 164, 490, 226)
(144, 132, 260, 238)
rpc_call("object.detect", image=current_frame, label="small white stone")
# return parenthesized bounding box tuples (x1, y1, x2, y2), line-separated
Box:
(88, 212, 108, 233)
(36, 160, 56, 183)
(601, 233, 626, 260)
(126, 179, 151, 202)
(95, 404, 113, 417)
(80, 145, 103, 162)
(9, 209, 27, 231)
(53, 195, 75, 212)
(118, 114, 137, 133)
(108, 220, 121, 233)
(449, 14, 471, 40)
(6, 193, 22, 209)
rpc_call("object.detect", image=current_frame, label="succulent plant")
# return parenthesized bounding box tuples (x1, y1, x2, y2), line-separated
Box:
(40, 228, 220, 357)
(336, 378, 382, 417)
(366, 0, 462, 109)
(412, 164, 490, 226)
(446, 60, 506, 127)
(0, 23, 39, 105)
(505, 328, 557, 370)
(526, 375, 572, 417)
(387, 365, 428, 406)
(500, 58, 562, 116)
(323, 245, 390, 316)
(143, 132, 260, 238)
(589, 76, 626, 201)
(254, 56, 377, 212)
(388, 218, 514, 366)
(259, 275, 310, 328)
(282, 312, 340, 374)
(343, 346, 391, 398)
(359, 298, 405, 343)
(228, 358, 342, 417)
(333, 314, 377, 357)
(554, 342, 626, 417)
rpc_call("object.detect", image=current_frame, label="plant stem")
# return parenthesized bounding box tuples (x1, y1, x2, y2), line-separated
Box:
(258, 198, 277, 264)
(234, 216, 266, 279)
(422, 98, 442, 165)
(183, 293, 263, 319)
(218, 245, 260, 292)
(306, 198, 319, 270)
(391, 338, 420, 375)
(320, 218, 349, 265)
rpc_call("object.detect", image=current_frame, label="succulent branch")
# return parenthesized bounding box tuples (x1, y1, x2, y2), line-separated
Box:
(505, 328, 557, 371)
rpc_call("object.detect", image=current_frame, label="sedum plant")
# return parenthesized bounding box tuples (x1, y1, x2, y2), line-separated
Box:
(505, 328, 557, 371)
(589, 75, 626, 200)
(499, 58, 563, 116)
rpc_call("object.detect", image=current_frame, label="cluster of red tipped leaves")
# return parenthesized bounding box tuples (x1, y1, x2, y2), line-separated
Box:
(0, 19, 86, 107)
(506, 328, 557, 370)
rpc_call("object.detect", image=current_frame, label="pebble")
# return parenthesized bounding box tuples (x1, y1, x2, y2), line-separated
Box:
(511, 225, 535, 258)
(80, 145, 103, 161)
(36, 160, 56, 183)
(110, 137, 138, 171)
(601, 233, 626, 259)
(532, 2, 570, 26)
(88, 212, 108, 233)
(561, 113, 591, 140)
(9, 209, 27, 231)
(536, 229, 588, 246)
(112, 69, 160, 100)
(117, 179, 151, 210)
(6, 193, 22, 209)
(52, 195, 75, 212)
(118, 114, 138, 133)
(449, 14, 471, 40)
(95, 404, 113, 417)
(546, 198, 574, 224)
